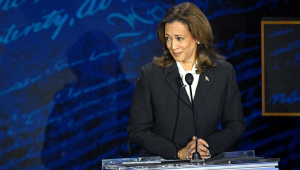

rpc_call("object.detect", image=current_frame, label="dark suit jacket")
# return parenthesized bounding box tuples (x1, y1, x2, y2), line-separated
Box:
(127, 61, 246, 159)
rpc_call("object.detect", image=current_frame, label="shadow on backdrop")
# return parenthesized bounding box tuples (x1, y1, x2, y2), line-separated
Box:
(41, 30, 136, 169)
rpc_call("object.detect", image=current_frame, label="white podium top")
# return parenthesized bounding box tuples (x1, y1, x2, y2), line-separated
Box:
(102, 150, 280, 170)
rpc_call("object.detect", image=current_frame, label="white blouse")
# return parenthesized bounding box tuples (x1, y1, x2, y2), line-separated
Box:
(176, 61, 200, 101)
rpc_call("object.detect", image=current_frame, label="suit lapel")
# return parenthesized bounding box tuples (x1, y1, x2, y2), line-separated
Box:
(194, 68, 215, 109)
(164, 63, 192, 108)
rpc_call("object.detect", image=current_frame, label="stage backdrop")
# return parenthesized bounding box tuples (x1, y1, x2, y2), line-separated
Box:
(0, 0, 299, 169)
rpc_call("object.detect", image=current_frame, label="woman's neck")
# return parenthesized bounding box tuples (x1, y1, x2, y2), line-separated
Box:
(179, 61, 195, 71)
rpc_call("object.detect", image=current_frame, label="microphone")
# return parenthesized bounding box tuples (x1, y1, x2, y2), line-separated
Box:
(185, 73, 193, 86)
(185, 73, 201, 162)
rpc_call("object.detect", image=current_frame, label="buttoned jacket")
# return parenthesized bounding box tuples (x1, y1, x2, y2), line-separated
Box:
(127, 61, 246, 159)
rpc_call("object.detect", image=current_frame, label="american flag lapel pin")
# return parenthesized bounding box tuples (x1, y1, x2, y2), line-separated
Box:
(205, 76, 209, 81)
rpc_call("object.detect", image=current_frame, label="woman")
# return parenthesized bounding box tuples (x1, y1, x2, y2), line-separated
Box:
(127, 2, 246, 160)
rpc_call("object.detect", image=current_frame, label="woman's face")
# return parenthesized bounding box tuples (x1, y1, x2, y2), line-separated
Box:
(165, 21, 198, 64)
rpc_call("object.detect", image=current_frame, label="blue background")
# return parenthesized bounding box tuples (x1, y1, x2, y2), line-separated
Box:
(0, 0, 299, 169)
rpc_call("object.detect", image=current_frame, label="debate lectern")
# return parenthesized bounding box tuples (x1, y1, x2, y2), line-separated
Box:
(102, 150, 280, 169)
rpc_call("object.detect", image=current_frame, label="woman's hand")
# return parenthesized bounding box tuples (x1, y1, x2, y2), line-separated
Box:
(177, 139, 194, 159)
(188, 136, 210, 159)
(177, 137, 210, 159)
(188, 137, 211, 159)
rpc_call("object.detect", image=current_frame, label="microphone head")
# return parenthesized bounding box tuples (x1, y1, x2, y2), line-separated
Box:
(185, 73, 194, 85)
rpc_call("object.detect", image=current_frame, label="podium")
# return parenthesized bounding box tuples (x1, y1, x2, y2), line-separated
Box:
(102, 150, 280, 169)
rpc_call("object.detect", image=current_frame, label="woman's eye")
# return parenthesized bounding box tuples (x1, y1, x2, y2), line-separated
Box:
(178, 37, 183, 41)
(165, 37, 171, 41)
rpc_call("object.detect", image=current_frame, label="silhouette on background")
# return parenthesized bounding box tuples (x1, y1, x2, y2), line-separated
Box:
(41, 30, 135, 170)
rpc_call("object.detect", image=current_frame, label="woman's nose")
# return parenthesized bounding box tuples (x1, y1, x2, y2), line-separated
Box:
(170, 40, 178, 50)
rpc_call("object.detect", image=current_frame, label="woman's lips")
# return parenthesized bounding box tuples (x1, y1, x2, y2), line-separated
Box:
(173, 52, 182, 57)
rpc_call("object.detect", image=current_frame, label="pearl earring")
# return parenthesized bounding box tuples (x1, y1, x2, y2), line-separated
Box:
(197, 42, 200, 44)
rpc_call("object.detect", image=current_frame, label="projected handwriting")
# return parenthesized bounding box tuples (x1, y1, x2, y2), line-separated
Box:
(236, 67, 261, 83)
(107, 5, 164, 41)
(1, 44, 136, 96)
(227, 32, 261, 51)
(1, 0, 115, 45)
(226, 45, 261, 59)
(113, 31, 144, 42)
(270, 38, 300, 56)
(65, 74, 135, 99)
(42, 123, 128, 169)
(34, 0, 44, 3)
(234, 57, 261, 70)
(240, 86, 256, 100)
(76, 0, 112, 18)
(1, 59, 80, 97)
(0, 10, 69, 44)
(128, 34, 155, 48)
(239, 82, 262, 108)
(268, 89, 300, 105)
(54, 59, 85, 71)
(214, 31, 261, 59)
(49, 89, 132, 127)
(23, 110, 39, 125)
(285, 52, 300, 68)
(0, 0, 26, 11)
(207, 0, 281, 20)
(0, 75, 41, 96)
(269, 28, 293, 38)
(108, 5, 155, 29)
(89, 50, 118, 61)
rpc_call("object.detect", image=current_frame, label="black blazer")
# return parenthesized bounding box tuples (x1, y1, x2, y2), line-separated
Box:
(127, 61, 246, 159)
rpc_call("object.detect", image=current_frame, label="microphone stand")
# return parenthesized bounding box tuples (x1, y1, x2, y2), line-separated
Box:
(185, 73, 201, 163)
